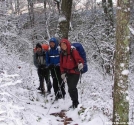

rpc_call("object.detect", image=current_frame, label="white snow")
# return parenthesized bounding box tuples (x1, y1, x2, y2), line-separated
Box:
(117, 7, 121, 10)
(129, 26, 134, 35)
(58, 16, 66, 23)
(121, 70, 129, 75)
(0, 63, 112, 125)
(120, 63, 125, 67)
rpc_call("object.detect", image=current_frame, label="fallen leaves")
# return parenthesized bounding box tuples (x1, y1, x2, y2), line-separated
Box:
(50, 110, 78, 125)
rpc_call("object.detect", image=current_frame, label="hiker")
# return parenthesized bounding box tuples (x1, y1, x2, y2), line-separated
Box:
(34, 43, 52, 94)
(60, 39, 84, 108)
(46, 37, 66, 100)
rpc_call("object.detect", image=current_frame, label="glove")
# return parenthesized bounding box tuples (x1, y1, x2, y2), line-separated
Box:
(61, 73, 66, 80)
(78, 63, 83, 71)
(55, 63, 60, 67)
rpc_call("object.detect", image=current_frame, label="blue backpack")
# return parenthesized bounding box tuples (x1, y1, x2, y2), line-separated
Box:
(71, 43, 88, 73)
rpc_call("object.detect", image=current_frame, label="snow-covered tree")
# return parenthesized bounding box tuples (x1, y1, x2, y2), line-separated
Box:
(113, 0, 130, 124)
(57, 0, 73, 39)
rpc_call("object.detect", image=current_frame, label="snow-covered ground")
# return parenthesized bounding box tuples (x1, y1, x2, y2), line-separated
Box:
(0, 62, 113, 125)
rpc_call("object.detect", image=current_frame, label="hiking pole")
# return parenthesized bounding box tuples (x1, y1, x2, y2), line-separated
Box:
(79, 71, 82, 84)
(53, 67, 64, 98)
(79, 71, 83, 103)
(46, 79, 65, 115)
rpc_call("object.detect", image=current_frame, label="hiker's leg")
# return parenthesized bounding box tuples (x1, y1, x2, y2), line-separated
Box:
(39, 68, 45, 92)
(50, 68, 59, 97)
(44, 68, 52, 93)
(37, 68, 42, 89)
(67, 73, 80, 108)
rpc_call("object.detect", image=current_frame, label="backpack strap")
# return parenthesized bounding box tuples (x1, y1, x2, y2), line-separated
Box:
(70, 47, 80, 72)
(70, 46, 76, 59)
(70, 45, 76, 51)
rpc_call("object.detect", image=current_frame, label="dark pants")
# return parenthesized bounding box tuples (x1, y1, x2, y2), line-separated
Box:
(38, 67, 52, 92)
(66, 73, 80, 106)
(50, 66, 66, 98)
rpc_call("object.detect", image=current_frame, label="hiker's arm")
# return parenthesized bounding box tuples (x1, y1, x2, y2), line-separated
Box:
(72, 49, 84, 64)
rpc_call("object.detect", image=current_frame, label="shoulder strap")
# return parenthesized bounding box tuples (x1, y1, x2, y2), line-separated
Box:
(70, 46, 76, 56)
(70, 48, 78, 65)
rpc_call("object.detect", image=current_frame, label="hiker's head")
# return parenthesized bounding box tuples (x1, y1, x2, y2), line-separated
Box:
(49, 37, 58, 48)
(36, 43, 42, 52)
(60, 39, 71, 51)
(49, 41, 55, 48)
(60, 42, 67, 51)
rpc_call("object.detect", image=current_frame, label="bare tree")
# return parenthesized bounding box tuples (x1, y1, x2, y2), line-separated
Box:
(113, 0, 130, 124)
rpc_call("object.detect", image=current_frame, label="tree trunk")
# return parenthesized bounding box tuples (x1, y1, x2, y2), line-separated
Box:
(113, 0, 130, 125)
(9, 0, 15, 14)
(102, 0, 114, 35)
(108, 0, 114, 27)
(43, 0, 47, 20)
(16, 0, 20, 15)
(57, 0, 73, 39)
(27, 0, 34, 27)
(44, 0, 46, 10)
(102, 0, 108, 17)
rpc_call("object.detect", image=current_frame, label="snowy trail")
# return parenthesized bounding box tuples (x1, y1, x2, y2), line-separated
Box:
(0, 65, 112, 125)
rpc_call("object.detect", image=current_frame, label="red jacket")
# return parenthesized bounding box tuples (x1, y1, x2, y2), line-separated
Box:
(60, 39, 84, 74)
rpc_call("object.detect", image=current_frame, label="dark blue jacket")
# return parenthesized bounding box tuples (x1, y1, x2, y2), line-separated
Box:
(46, 38, 60, 66)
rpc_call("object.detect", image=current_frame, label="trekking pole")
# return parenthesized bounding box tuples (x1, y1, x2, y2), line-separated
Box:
(46, 79, 65, 115)
(53, 67, 63, 97)
(79, 71, 83, 103)
(79, 72, 82, 84)
(47, 68, 52, 92)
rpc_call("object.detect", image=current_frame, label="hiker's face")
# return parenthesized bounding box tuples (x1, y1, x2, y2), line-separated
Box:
(36, 47, 42, 52)
(49, 41, 55, 48)
(61, 42, 67, 50)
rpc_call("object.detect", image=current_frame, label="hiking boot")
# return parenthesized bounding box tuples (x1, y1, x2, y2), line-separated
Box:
(72, 101, 79, 108)
(62, 95, 65, 99)
(55, 94, 62, 101)
(73, 103, 78, 108)
(55, 96, 59, 101)
(69, 105, 74, 109)
(37, 87, 41, 90)
(47, 90, 51, 95)
(41, 89, 45, 93)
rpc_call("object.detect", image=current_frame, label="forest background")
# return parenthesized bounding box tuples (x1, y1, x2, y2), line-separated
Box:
(0, 0, 134, 125)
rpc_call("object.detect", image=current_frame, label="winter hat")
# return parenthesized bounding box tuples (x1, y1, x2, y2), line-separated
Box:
(36, 43, 42, 49)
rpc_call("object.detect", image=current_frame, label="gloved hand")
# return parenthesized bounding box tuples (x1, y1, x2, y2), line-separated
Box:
(55, 63, 60, 67)
(61, 73, 66, 80)
(78, 63, 83, 71)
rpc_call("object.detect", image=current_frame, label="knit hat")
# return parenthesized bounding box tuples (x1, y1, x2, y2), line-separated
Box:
(36, 43, 42, 49)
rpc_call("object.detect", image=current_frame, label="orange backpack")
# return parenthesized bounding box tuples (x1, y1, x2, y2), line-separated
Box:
(42, 44, 49, 51)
